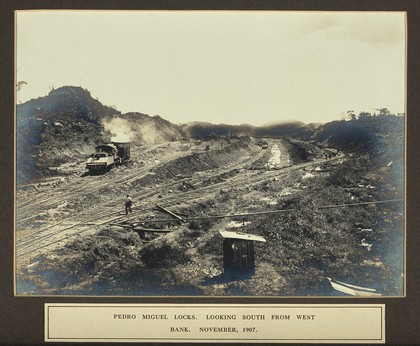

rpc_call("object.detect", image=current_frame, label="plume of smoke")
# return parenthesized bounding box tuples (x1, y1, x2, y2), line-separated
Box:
(137, 122, 164, 144)
(102, 117, 135, 142)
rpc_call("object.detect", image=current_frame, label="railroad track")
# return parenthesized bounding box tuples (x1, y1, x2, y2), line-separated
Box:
(16, 153, 344, 263)
(16, 142, 268, 257)
(16, 148, 195, 225)
(16, 140, 266, 225)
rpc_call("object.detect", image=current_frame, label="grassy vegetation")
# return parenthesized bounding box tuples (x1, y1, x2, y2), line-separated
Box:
(244, 154, 403, 296)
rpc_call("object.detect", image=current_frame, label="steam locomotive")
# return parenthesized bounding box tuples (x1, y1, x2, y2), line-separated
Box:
(86, 142, 130, 173)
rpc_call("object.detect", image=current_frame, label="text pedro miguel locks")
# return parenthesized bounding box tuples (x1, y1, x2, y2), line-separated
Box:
(113, 312, 316, 334)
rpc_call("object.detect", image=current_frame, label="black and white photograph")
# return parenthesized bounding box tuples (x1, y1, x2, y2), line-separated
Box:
(15, 10, 405, 297)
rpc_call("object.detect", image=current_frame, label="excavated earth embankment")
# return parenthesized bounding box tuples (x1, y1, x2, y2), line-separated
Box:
(154, 138, 255, 177)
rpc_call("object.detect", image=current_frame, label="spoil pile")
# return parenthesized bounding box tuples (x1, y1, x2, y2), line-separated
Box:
(153, 139, 255, 178)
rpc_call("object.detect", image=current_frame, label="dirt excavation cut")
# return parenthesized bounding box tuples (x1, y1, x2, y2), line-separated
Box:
(15, 87, 404, 297)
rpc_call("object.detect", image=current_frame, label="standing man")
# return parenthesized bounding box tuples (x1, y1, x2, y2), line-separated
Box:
(125, 194, 133, 214)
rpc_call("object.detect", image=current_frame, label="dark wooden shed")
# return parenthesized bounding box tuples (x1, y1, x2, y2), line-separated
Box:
(219, 230, 266, 279)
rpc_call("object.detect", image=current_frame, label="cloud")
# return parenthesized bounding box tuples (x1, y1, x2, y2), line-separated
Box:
(304, 15, 338, 33)
(299, 13, 405, 48)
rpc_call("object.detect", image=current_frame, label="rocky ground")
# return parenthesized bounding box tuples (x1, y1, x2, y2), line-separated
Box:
(15, 136, 404, 297)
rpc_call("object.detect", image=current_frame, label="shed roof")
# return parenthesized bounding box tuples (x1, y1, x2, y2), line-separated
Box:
(219, 230, 266, 242)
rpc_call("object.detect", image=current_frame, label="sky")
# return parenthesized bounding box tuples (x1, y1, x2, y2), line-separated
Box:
(16, 11, 406, 126)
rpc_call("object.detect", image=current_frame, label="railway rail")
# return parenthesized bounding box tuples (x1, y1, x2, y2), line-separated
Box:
(16, 152, 343, 263)
(16, 146, 193, 224)
(16, 140, 268, 225)
(16, 145, 268, 231)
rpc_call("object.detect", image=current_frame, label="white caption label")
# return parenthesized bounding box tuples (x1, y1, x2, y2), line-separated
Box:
(45, 304, 385, 343)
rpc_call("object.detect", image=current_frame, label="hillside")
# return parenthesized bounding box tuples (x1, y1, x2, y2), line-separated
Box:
(16, 86, 119, 183)
(308, 114, 405, 186)
(16, 86, 185, 184)
(102, 112, 185, 144)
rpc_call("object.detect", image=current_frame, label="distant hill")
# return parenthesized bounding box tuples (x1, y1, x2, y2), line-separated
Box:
(311, 115, 404, 153)
(182, 120, 308, 139)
